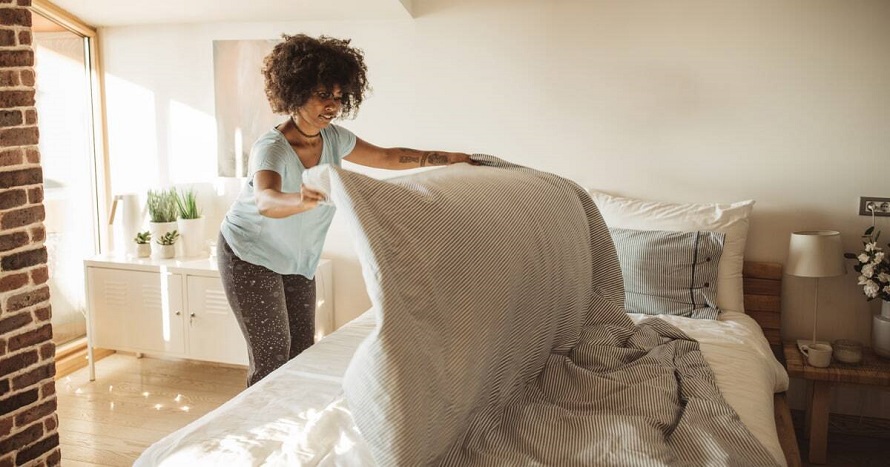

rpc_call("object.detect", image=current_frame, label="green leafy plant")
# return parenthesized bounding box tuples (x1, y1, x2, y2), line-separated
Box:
(146, 189, 178, 223)
(156, 230, 179, 246)
(174, 187, 202, 220)
(133, 231, 151, 244)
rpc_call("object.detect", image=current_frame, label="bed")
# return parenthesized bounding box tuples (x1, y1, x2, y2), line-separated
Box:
(136, 158, 801, 466)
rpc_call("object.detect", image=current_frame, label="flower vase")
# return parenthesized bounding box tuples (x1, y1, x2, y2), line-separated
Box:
(149, 221, 177, 258)
(873, 300, 890, 358)
(177, 216, 206, 258)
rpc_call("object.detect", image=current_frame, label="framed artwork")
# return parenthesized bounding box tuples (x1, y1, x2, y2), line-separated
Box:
(213, 39, 281, 177)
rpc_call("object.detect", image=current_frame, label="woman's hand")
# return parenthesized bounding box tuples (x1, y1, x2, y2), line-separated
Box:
(299, 184, 326, 209)
(255, 170, 326, 218)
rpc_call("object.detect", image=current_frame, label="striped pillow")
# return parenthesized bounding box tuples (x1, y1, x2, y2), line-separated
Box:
(306, 157, 626, 466)
(610, 227, 725, 319)
(589, 191, 753, 314)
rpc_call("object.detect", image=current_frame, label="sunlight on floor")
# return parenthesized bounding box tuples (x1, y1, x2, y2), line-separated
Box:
(56, 353, 246, 466)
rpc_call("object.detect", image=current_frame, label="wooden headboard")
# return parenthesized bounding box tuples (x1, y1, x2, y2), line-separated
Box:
(742, 261, 783, 357)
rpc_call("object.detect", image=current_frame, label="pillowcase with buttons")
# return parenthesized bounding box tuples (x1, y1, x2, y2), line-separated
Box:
(610, 227, 725, 320)
(589, 191, 753, 314)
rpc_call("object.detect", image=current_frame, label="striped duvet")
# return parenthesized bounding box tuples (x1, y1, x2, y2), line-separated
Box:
(308, 156, 778, 466)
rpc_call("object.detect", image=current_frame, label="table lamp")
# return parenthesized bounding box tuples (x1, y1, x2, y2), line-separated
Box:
(786, 230, 846, 351)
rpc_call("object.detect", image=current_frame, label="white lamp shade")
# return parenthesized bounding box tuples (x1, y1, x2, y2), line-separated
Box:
(786, 230, 846, 278)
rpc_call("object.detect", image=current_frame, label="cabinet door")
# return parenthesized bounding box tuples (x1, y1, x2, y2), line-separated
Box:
(87, 267, 185, 355)
(186, 275, 248, 365)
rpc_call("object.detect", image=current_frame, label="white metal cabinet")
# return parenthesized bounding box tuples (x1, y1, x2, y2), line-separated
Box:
(185, 274, 247, 365)
(86, 267, 185, 356)
(84, 255, 334, 380)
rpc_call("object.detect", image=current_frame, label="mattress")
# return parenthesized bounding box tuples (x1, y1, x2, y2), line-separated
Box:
(136, 309, 790, 466)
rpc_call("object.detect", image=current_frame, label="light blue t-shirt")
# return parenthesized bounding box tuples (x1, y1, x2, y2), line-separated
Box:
(220, 124, 356, 277)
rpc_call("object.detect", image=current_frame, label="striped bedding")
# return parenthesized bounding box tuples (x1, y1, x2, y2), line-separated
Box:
(134, 309, 788, 466)
(610, 227, 725, 319)
(313, 157, 779, 466)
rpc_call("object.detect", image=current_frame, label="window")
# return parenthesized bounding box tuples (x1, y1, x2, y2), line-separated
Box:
(32, 1, 107, 347)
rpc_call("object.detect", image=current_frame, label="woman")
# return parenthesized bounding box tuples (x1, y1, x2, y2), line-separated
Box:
(218, 33, 474, 386)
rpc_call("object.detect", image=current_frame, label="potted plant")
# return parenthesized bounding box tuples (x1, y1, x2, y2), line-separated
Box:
(156, 230, 179, 259)
(146, 188, 178, 258)
(133, 231, 152, 258)
(174, 187, 205, 258)
(845, 226, 890, 358)
(147, 188, 178, 223)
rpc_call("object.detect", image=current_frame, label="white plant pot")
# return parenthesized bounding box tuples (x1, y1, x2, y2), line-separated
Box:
(157, 243, 176, 259)
(111, 193, 145, 256)
(135, 243, 151, 258)
(149, 221, 177, 258)
(177, 216, 206, 258)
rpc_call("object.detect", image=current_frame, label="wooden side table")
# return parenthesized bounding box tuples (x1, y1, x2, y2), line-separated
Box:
(783, 341, 890, 464)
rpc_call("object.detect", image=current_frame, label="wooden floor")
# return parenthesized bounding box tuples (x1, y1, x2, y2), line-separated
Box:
(56, 353, 247, 466)
(792, 410, 890, 467)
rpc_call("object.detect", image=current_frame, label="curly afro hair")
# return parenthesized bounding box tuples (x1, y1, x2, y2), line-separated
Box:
(262, 34, 369, 120)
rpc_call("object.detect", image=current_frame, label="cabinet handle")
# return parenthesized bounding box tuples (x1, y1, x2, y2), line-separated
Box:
(190, 312, 196, 324)
(175, 311, 181, 316)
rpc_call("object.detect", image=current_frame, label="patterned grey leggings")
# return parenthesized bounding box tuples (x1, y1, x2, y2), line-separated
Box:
(217, 233, 316, 387)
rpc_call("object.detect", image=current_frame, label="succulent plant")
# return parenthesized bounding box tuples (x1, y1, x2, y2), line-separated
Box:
(133, 231, 152, 244)
(156, 230, 180, 246)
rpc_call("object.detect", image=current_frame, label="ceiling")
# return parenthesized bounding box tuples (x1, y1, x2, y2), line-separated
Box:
(45, 0, 415, 27)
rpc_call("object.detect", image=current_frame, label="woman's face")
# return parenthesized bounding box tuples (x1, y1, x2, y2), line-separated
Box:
(297, 84, 346, 130)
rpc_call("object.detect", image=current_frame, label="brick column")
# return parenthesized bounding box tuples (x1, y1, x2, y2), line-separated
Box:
(0, 0, 60, 466)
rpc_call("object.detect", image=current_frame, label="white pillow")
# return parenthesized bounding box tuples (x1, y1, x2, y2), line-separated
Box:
(589, 191, 754, 314)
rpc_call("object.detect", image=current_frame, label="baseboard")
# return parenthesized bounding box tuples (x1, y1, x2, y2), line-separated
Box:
(54, 338, 115, 379)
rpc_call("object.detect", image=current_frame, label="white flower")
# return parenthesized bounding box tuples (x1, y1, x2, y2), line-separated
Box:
(851, 228, 890, 300)
(864, 280, 880, 298)
(862, 263, 875, 278)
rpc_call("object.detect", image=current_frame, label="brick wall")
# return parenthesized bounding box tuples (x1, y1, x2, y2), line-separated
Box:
(0, 0, 60, 465)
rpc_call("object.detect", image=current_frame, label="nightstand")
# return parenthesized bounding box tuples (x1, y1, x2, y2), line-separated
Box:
(783, 341, 890, 464)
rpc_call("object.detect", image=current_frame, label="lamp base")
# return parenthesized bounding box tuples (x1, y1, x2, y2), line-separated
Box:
(797, 339, 831, 354)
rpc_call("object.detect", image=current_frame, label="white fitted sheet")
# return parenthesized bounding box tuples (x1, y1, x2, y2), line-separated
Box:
(136, 310, 789, 466)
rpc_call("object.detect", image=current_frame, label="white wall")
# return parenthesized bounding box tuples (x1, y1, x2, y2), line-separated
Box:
(98, 0, 890, 416)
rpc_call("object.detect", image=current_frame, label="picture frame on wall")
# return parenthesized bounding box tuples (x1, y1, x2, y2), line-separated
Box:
(213, 39, 281, 178)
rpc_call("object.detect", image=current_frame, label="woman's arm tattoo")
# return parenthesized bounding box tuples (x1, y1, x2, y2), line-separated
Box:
(426, 153, 448, 166)
(395, 148, 420, 164)
(395, 148, 448, 167)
